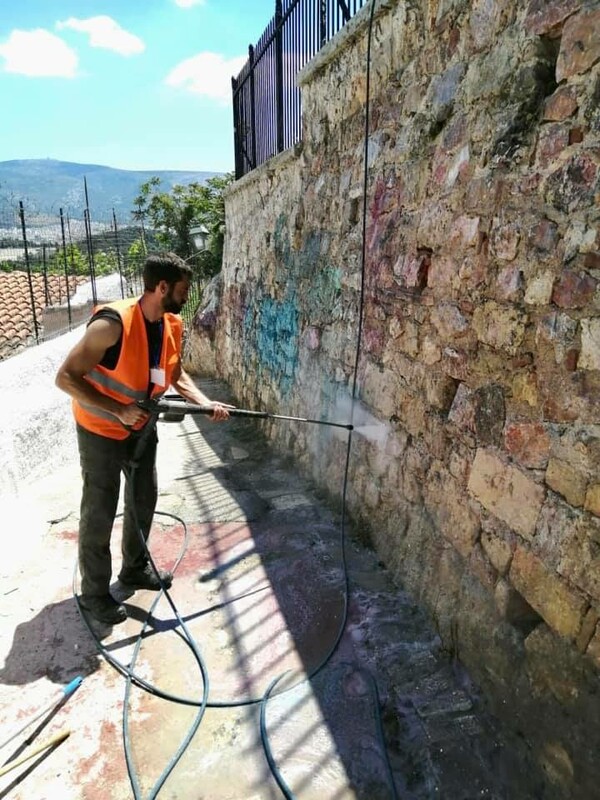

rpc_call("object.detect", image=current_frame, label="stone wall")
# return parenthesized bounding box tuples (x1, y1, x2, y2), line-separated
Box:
(188, 0, 600, 794)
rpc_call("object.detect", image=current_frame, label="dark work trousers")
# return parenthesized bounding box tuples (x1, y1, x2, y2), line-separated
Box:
(76, 423, 158, 597)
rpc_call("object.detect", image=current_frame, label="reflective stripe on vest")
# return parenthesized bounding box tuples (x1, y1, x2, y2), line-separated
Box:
(86, 367, 147, 401)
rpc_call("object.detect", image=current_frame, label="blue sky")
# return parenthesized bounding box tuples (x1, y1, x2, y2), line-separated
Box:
(0, 0, 276, 172)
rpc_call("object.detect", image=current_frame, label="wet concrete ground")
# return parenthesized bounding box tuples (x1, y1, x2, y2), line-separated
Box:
(1, 377, 538, 799)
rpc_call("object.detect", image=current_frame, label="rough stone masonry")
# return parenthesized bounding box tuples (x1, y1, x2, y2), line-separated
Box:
(185, 1, 600, 797)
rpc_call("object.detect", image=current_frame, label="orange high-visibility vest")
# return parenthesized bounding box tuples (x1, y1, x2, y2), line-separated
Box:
(73, 297, 183, 440)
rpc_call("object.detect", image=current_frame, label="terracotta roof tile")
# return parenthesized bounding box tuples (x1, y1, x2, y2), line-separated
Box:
(0, 271, 88, 361)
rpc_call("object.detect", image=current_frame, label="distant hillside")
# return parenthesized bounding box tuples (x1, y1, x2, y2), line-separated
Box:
(0, 159, 221, 223)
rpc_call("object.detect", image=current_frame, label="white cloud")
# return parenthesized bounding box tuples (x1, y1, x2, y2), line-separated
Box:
(174, 0, 206, 7)
(0, 29, 78, 77)
(164, 52, 246, 104)
(56, 16, 144, 56)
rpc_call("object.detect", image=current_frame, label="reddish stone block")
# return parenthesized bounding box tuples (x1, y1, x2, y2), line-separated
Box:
(363, 326, 386, 359)
(449, 215, 480, 249)
(459, 254, 487, 289)
(441, 114, 468, 151)
(431, 158, 449, 187)
(584, 252, 600, 270)
(552, 271, 597, 308)
(505, 422, 551, 469)
(393, 250, 431, 290)
(525, 0, 580, 36)
(536, 124, 570, 168)
(569, 128, 584, 145)
(447, 26, 460, 58)
(442, 347, 470, 381)
(530, 219, 560, 252)
(490, 222, 520, 261)
(496, 266, 523, 301)
(511, 353, 534, 369)
(477, 231, 489, 256)
(428, 254, 460, 290)
(563, 348, 580, 371)
(536, 344, 600, 424)
(543, 87, 579, 121)
(545, 153, 599, 213)
(557, 9, 600, 81)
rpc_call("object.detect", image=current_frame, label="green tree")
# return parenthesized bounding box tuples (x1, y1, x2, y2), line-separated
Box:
(93, 250, 119, 277)
(125, 237, 147, 294)
(49, 244, 88, 276)
(131, 174, 233, 278)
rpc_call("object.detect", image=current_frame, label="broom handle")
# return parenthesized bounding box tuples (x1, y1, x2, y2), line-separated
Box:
(0, 729, 70, 777)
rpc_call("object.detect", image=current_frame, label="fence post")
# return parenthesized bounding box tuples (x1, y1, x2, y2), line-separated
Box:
(59, 208, 73, 331)
(232, 75, 241, 179)
(112, 208, 125, 299)
(275, 0, 284, 154)
(249, 44, 257, 170)
(18, 201, 40, 345)
(320, 0, 327, 47)
(42, 244, 50, 306)
(337, 0, 351, 23)
(83, 177, 97, 305)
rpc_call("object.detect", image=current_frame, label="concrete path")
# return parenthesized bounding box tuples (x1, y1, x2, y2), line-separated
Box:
(0, 377, 537, 800)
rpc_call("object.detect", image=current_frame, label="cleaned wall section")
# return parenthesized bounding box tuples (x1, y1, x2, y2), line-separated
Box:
(188, 1, 600, 795)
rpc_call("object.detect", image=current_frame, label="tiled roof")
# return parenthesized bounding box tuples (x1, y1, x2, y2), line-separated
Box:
(0, 271, 87, 361)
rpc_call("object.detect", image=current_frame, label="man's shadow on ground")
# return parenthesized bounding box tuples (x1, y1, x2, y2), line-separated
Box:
(0, 595, 115, 687)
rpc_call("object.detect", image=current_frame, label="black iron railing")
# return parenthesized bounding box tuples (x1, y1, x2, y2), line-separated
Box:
(232, 0, 367, 179)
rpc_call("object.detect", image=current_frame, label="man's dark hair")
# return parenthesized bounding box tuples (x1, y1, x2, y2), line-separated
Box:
(143, 252, 192, 291)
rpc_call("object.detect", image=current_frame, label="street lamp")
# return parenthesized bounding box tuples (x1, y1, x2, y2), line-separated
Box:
(189, 222, 209, 253)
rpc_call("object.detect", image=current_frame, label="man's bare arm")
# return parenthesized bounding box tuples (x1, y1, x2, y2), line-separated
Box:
(171, 360, 233, 421)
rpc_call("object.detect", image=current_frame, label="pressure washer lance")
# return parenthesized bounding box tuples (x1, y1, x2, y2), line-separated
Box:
(137, 397, 354, 431)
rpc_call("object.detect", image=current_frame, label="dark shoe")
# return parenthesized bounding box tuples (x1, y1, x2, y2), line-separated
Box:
(80, 594, 127, 625)
(118, 563, 172, 591)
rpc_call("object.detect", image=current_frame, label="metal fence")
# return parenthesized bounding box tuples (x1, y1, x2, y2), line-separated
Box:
(0, 199, 204, 362)
(232, 0, 367, 179)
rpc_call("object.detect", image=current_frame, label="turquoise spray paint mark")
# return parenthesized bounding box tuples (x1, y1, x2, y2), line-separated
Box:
(257, 297, 299, 393)
(244, 293, 300, 396)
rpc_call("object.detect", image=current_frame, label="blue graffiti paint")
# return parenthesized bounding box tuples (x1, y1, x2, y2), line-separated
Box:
(243, 293, 300, 395)
(256, 296, 299, 394)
